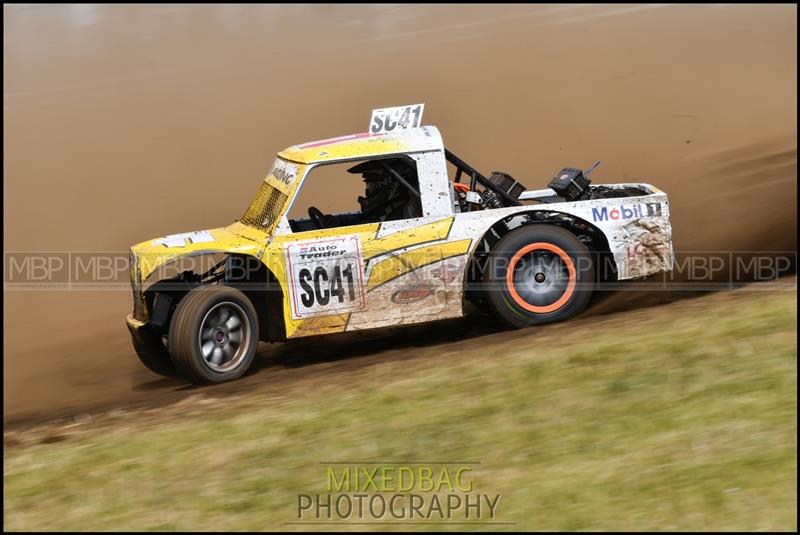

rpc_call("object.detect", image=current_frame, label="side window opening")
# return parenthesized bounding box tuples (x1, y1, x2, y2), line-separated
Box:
(288, 156, 421, 232)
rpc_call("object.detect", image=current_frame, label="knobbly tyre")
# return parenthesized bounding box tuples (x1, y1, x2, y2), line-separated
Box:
(127, 104, 674, 383)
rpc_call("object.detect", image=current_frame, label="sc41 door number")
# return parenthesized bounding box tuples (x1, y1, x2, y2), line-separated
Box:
(284, 236, 366, 318)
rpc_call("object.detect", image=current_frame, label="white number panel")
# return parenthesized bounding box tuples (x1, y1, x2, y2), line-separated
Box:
(369, 104, 425, 135)
(284, 236, 366, 319)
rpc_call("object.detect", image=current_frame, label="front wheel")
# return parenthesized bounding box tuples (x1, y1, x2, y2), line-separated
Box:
(131, 330, 178, 378)
(168, 285, 259, 383)
(483, 225, 595, 327)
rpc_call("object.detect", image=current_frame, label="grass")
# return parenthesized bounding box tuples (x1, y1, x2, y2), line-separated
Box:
(3, 288, 797, 531)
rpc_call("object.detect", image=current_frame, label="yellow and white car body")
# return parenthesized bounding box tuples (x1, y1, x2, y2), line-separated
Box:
(127, 107, 674, 383)
(128, 124, 673, 343)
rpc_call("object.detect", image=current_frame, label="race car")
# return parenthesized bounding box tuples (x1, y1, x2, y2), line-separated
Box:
(127, 104, 674, 383)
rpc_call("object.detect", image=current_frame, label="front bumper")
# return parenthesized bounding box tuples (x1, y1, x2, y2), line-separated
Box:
(126, 313, 146, 337)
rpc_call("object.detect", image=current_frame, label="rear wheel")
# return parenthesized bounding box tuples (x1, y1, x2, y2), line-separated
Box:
(484, 225, 594, 327)
(169, 285, 259, 383)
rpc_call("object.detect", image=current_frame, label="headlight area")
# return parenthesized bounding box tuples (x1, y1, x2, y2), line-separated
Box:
(133, 253, 229, 332)
(129, 250, 147, 322)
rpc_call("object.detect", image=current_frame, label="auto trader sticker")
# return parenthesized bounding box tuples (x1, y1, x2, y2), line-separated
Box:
(285, 236, 366, 319)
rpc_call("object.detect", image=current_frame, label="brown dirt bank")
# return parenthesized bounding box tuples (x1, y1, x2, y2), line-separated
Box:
(5, 276, 796, 440)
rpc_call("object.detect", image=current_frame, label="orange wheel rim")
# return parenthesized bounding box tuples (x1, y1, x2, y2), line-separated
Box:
(505, 242, 576, 313)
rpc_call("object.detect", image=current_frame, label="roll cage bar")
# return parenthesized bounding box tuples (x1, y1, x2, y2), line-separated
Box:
(445, 148, 523, 207)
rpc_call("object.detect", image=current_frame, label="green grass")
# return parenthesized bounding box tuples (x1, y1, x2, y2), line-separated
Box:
(4, 289, 797, 531)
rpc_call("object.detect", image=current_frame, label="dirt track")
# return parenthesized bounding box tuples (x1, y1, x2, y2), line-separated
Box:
(3, 4, 797, 424)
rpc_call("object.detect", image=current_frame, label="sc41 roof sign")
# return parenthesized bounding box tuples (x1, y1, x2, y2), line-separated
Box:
(369, 104, 424, 135)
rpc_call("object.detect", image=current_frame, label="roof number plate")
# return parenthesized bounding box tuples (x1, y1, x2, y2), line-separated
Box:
(369, 104, 424, 135)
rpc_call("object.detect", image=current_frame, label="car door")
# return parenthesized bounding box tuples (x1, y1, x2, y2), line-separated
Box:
(271, 214, 461, 338)
(267, 147, 476, 338)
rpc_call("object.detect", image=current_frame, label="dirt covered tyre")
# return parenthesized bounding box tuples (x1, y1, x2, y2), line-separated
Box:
(168, 285, 259, 384)
(484, 224, 594, 327)
(131, 330, 178, 378)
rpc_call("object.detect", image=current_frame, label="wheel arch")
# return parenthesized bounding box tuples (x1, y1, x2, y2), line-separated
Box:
(223, 253, 286, 343)
(463, 209, 618, 296)
(139, 251, 286, 343)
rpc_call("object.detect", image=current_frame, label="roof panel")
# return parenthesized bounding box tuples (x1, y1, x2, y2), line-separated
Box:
(278, 125, 443, 164)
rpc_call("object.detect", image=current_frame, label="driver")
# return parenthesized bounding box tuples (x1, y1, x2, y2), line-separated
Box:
(307, 158, 422, 229)
(352, 159, 421, 223)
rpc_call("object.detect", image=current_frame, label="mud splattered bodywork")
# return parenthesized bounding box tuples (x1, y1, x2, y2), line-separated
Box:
(618, 216, 674, 279)
(127, 124, 674, 344)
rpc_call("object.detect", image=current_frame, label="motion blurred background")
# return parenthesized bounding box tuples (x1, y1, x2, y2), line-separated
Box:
(3, 4, 796, 420)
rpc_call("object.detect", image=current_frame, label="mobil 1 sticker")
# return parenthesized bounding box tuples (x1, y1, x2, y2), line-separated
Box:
(284, 235, 366, 319)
